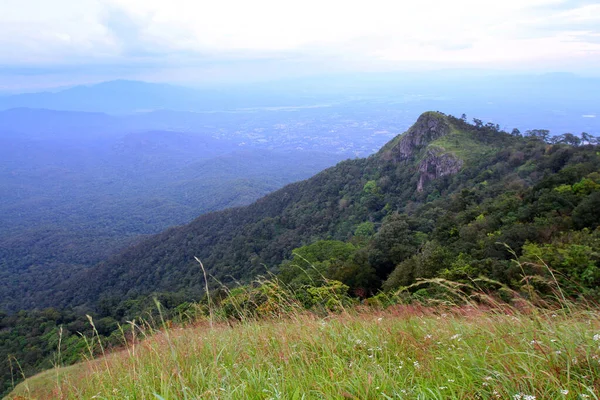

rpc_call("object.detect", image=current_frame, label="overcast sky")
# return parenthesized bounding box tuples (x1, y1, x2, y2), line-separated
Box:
(1, 0, 599, 91)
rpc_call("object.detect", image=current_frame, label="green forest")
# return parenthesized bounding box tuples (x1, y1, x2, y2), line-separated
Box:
(2, 111, 600, 397)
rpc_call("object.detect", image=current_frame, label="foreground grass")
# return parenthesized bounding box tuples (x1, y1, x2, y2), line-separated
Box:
(7, 304, 600, 399)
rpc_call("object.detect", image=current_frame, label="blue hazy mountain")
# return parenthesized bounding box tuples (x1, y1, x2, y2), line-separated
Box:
(0, 80, 331, 113)
(0, 74, 597, 136)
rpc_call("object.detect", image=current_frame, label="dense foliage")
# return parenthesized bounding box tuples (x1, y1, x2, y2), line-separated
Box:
(53, 112, 600, 311)
(3, 111, 600, 396)
(0, 131, 343, 312)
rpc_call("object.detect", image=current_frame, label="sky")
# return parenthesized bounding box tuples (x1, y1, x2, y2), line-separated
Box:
(0, 0, 599, 91)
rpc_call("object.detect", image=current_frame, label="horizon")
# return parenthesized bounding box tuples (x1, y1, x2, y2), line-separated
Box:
(1, 0, 600, 91)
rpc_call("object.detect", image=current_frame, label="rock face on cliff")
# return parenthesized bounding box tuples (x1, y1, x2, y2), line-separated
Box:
(416, 147, 464, 192)
(381, 111, 464, 192)
(393, 111, 452, 160)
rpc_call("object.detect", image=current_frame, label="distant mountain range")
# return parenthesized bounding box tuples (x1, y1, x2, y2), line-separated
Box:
(1, 75, 597, 135)
(0, 80, 332, 113)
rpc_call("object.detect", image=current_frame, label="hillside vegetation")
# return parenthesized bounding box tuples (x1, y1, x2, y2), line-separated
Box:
(57, 112, 600, 309)
(3, 111, 600, 397)
(7, 299, 600, 399)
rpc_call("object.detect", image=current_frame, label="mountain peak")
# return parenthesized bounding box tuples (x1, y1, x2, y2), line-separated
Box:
(378, 111, 451, 161)
(377, 112, 463, 192)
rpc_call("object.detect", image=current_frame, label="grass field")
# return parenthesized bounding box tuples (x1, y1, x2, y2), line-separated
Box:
(7, 301, 600, 400)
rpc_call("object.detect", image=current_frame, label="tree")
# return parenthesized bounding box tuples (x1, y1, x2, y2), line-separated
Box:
(525, 129, 551, 142)
(580, 132, 595, 145)
(562, 133, 582, 147)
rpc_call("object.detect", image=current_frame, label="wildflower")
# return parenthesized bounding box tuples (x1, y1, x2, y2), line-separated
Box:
(425, 334, 433, 339)
(593, 334, 600, 341)
(447, 379, 455, 382)
(450, 334, 461, 341)
(439, 386, 448, 390)
(560, 389, 569, 395)
(413, 360, 421, 369)
(581, 395, 590, 399)
(377, 317, 383, 322)
(514, 394, 536, 400)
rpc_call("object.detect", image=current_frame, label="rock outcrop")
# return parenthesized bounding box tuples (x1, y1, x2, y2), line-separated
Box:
(416, 147, 463, 192)
(394, 112, 451, 160)
(381, 111, 463, 192)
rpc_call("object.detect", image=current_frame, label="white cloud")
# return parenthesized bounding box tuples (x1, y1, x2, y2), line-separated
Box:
(0, 0, 599, 78)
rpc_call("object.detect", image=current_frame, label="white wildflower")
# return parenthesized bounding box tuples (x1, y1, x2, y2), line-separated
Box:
(560, 389, 569, 395)
(593, 334, 600, 341)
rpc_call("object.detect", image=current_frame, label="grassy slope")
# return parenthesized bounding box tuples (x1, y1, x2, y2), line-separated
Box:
(7, 305, 600, 399)
(428, 126, 497, 165)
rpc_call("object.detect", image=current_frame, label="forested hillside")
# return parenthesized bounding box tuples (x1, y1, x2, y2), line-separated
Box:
(0, 117, 344, 312)
(3, 111, 600, 397)
(52, 112, 600, 311)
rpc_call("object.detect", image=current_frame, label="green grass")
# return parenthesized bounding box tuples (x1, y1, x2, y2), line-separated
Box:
(429, 127, 497, 165)
(7, 304, 600, 399)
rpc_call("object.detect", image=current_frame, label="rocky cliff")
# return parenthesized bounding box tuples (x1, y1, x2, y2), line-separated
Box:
(381, 111, 464, 191)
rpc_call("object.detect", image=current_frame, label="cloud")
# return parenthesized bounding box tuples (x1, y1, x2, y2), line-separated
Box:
(0, 0, 599, 88)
